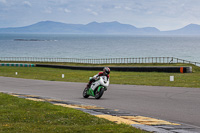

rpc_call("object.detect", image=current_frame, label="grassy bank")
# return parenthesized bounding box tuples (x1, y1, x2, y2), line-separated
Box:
(0, 93, 147, 133)
(0, 63, 200, 88)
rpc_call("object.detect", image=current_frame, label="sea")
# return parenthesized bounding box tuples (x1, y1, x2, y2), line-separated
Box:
(0, 33, 200, 63)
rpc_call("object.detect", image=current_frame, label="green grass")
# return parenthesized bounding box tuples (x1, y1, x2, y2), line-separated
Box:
(0, 63, 200, 88)
(0, 93, 147, 133)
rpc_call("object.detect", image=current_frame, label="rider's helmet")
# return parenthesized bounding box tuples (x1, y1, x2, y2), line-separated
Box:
(103, 67, 110, 75)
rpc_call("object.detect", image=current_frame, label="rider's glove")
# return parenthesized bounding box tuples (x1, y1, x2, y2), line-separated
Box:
(93, 76, 100, 81)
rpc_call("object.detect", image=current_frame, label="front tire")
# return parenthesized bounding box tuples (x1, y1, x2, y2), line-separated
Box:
(83, 87, 89, 98)
(95, 88, 104, 99)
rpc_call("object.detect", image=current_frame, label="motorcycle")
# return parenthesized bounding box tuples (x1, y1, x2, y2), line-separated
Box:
(83, 76, 109, 99)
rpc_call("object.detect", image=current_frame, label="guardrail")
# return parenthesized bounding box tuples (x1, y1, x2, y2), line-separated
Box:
(0, 57, 200, 66)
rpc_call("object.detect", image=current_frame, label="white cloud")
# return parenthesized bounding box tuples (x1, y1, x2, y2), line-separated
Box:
(23, 1, 32, 7)
(64, 8, 71, 13)
(91, 11, 98, 16)
(114, 6, 121, 9)
(86, 8, 98, 16)
(0, 0, 6, 3)
(124, 7, 132, 11)
(44, 7, 52, 14)
(86, 8, 92, 12)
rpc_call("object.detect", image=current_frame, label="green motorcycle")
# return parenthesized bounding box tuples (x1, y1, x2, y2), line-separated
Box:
(83, 76, 109, 99)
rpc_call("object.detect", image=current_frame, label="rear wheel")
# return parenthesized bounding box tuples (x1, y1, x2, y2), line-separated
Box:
(83, 87, 89, 98)
(95, 87, 104, 99)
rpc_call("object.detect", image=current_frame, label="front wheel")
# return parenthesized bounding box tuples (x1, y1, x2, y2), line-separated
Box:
(83, 87, 89, 98)
(95, 87, 104, 99)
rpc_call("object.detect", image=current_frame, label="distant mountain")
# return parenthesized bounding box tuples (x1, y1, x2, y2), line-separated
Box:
(163, 24, 200, 35)
(0, 21, 200, 35)
(0, 21, 160, 34)
(80, 21, 135, 33)
(0, 21, 84, 33)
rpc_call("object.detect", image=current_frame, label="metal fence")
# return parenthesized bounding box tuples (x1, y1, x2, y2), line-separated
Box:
(0, 57, 200, 66)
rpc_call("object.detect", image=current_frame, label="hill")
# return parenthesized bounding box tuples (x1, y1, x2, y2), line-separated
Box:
(0, 21, 160, 34)
(0, 21, 200, 35)
(163, 24, 200, 35)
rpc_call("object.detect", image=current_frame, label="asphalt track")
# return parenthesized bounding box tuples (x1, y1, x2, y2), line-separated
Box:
(0, 76, 200, 130)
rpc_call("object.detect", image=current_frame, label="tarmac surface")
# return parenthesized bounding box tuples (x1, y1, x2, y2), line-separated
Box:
(1, 76, 200, 132)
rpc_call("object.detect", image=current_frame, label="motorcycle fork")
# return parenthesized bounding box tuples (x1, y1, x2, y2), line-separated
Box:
(87, 88, 95, 96)
(98, 86, 102, 92)
(87, 86, 103, 96)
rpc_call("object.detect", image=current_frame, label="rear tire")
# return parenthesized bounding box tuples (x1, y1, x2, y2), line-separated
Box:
(95, 88, 104, 99)
(83, 87, 89, 98)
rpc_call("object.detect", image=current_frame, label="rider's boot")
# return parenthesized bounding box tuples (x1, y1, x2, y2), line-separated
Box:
(86, 82, 91, 90)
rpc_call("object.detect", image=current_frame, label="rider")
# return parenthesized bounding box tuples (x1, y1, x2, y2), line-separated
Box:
(86, 67, 110, 89)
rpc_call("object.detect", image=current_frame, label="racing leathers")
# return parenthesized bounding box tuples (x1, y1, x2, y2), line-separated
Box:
(86, 72, 110, 89)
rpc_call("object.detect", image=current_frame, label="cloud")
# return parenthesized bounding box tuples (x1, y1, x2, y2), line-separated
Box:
(114, 6, 121, 9)
(23, 1, 32, 7)
(124, 7, 132, 11)
(44, 7, 52, 14)
(64, 8, 71, 13)
(86, 8, 98, 16)
(91, 11, 98, 16)
(0, 0, 6, 4)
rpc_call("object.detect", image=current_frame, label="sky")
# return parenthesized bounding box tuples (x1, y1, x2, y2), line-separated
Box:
(0, 0, 200, 31)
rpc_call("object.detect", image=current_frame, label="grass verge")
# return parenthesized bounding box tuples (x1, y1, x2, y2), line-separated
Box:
(0, 93, 147, 133)
(0, 63, 200, 88)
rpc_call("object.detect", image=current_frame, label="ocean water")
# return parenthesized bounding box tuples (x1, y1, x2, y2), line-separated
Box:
(0, 33, 200, 63)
